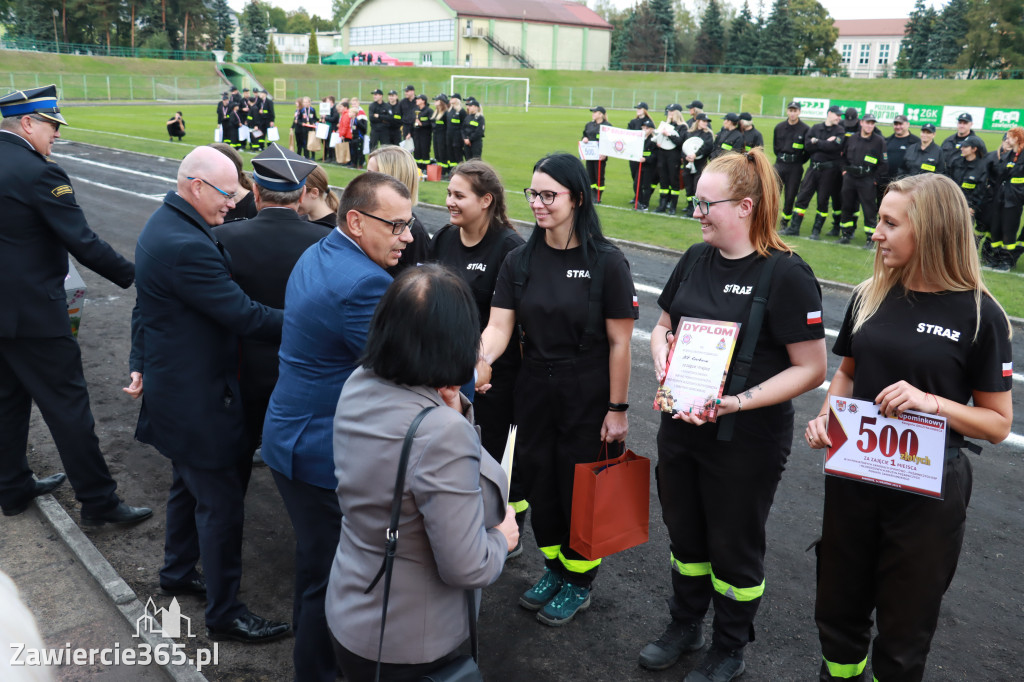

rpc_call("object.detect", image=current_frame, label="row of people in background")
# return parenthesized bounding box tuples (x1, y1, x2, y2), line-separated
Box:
(216, 86, 275, 153)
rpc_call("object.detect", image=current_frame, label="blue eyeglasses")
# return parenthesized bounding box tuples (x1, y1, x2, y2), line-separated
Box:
(187, 176, 238, 200)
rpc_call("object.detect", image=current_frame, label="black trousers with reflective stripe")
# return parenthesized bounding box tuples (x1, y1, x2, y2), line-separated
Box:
(774, 161, 805, 218)
(839, 174, 878, 229)
(656, 147, 681, 194)
(655, 414, 790, 650)
(796, 165, 841, 215)
(816, 453, 972, 682)
(514, 355, 614, 587)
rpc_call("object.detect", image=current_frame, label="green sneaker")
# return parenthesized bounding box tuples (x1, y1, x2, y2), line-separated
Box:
(536, 583, 591, 626)
(519, 569, 563, 611)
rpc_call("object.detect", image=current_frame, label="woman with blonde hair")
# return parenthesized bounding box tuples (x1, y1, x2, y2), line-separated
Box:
(298, 166, 340, 228)
(653, 105, 686, 215)
(805, 172, 1012, 682)
(641, 148, 826, 681)
(367, 145, 430, 275)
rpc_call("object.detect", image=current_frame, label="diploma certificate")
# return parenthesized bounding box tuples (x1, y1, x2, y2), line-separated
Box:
(653, 317, 740, 419)
(824, 396, 948, 499)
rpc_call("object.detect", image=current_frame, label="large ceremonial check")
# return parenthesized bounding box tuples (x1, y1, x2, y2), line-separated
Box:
(653, 317, 739, 418)
(824, 396, 948, 499)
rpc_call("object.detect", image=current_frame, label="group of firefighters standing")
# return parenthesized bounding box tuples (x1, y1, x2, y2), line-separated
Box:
(583, 100, 1023, 271)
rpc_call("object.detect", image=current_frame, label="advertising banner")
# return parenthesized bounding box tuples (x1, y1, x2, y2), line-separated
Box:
(940, 105, 986, 129)
(903, 104, 942, 127)
(830, 100, 867, 117)
(865, 101, 905, 124)
(985, 108, 1024, 131)
(792, 98, 829, 119)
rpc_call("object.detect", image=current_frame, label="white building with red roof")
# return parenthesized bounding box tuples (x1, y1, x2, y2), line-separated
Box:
(339, 0, 612, 70)
(834, 18, 908, 78)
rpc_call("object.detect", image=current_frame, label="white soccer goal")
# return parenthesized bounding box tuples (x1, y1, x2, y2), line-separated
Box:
(450, 75, 530, 112)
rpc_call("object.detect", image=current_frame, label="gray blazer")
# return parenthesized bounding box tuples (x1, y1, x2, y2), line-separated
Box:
(326, 366, 509, 663)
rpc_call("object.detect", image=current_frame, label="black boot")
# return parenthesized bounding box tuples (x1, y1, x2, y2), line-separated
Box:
(781, 212, 803, 236)
(827, 216, 841, 237)
(780, 217, 791, 231)
(863, 233, 875, 249)
(667, 195, 678, 216)
(838, 225, 856, 245)
(808, 214, 825, 240)
(654, 194, 669, 213)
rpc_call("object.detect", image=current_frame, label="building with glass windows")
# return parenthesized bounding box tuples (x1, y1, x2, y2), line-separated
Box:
(834, 19, 907, 78)
(339, 0, 612, 70)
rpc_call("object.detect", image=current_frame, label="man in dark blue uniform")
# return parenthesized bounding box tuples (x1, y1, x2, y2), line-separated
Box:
(0, 85, 152, 527)
(128, 145, 289, 644)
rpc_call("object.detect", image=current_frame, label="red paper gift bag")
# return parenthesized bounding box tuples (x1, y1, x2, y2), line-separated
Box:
(426, 164, 442, 182)
(569, 448, 650, 560)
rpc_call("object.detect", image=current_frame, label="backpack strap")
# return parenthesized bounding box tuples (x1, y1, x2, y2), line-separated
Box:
(717, 250, 783, 442)
(577, 246, 609, 354)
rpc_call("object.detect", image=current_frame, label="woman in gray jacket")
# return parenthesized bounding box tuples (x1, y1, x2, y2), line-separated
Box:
(327, 264, 519, 680)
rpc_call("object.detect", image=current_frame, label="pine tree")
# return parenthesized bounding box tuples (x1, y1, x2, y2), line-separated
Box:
(931, 0, 969, 71)
(238, 0, 269, 61)
(900, 0, 937, 74)
(728, 1, 759, 70)
(649, 0, 676, 68)
(612, 1, 673, 70)
(223, 34, 233, 56)
(757, 0, 798, 71)
(212, 0, 234, 51)
(693, 0, 725, 68)
(306, 28, 320, 63)
(265, 35, 281, 63)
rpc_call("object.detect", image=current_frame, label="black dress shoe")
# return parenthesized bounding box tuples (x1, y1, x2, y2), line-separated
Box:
(81, 501, 153, 528)
(158, 576, 207, 597)
(1, 473, 67, 517)
(207, 612, 291, 643)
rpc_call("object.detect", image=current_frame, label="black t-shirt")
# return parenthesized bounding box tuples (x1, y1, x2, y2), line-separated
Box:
(428, 223, 525, 328)
(658, 245, 825, 443)
(492, 240, 638, 361)
(834, 287, 1012, 444)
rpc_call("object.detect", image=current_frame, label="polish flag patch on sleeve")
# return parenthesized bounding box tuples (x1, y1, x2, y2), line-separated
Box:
(1003, 362, 1013, 377)
(807, 310, 822, 325)
(633, 296, 639, 308)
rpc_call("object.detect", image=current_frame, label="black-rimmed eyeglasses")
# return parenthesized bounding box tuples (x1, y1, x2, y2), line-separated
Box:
(186, 176, 238, 200)
(356, 209, 414, 235)
(523, 189, 570, 205)
(690, 197, 739, 216)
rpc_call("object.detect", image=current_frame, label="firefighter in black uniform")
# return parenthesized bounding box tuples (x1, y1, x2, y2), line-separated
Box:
(251, 89, 275, 152)
(837, 113, 887, 246)
(711, 113, 744, 160)
(899, 123, 945, 177)
(382, 90, 403, 146)
(776, 102, 810, 232)
(629, 102, 655, 208)
(430, 94, 449, 176)
(241, 88, 255, 149)
(948, 135, 988, 237)
(977, 137, 1012, 267)
(877, 114, 918, 206)
(216, 92, 231, 141)
(367, 88, 386, 150)
(806, 172, 1012, 682)
(228, 86, 242, 110)
(682, 113, 715, 218)
(986, 128, 1024, 271)
(582, 106, 609, 203)
(446, 93, 465, 167)
(684, 100, 704, 128)
(462, 97, 485, 160)
(789, 105, 845, 236)
(738, 113, 763, 151)
(399, 84, 418, 141)
(840, 107, 860, 142)
(940, 112, 988, 170)
(411, 94, 433, 172)
(637, 121, 658, 211)
(653, 104, 685, 215)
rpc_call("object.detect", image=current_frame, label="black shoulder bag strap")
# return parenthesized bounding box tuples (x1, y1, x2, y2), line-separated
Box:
(577, 247, 608, 354)
(716, 250, 783, 442)
(366, 405, 437, 682)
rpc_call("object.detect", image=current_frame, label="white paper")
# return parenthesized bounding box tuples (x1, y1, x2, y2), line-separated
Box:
(329, 132, 340, 148)
(238, 125, 250, 142)
(500, 426, 517, 504)
(316, 122, 330, 140)
(578, 140, 600, 161)
(319, 102, 332, 118)
(267, 127, 280, 142)
(824, 396, 947, 498)
(213, 125, 223, 143)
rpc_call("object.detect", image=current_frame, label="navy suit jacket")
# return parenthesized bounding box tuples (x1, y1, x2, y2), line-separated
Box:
(261, 228, 392, 489)
(130, 191, 282, 469)
(0, 132, 134, 338)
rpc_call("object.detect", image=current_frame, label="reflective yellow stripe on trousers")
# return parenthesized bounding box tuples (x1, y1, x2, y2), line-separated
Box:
(822, 655, 868, 679)
(670, 553, 764, 601)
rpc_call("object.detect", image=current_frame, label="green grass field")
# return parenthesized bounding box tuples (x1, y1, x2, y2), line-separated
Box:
(57, 98, 1024, 316)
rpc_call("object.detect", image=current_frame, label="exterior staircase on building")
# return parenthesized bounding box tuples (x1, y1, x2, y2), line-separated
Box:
(465, 26, 535, 68)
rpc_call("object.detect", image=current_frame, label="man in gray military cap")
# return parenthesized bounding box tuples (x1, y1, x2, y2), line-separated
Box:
(0, 84, 152, 527)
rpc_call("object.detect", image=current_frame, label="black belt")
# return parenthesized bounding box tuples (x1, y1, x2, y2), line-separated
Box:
(844, 165, 872, 178)
(778, 153, 801, 164)
(811, 160, 837, 171)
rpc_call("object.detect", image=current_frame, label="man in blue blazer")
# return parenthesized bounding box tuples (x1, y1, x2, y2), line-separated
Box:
(261, 171, 414, 681)
(126, 146, 289, 644)
(0, 85, 151, 527)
